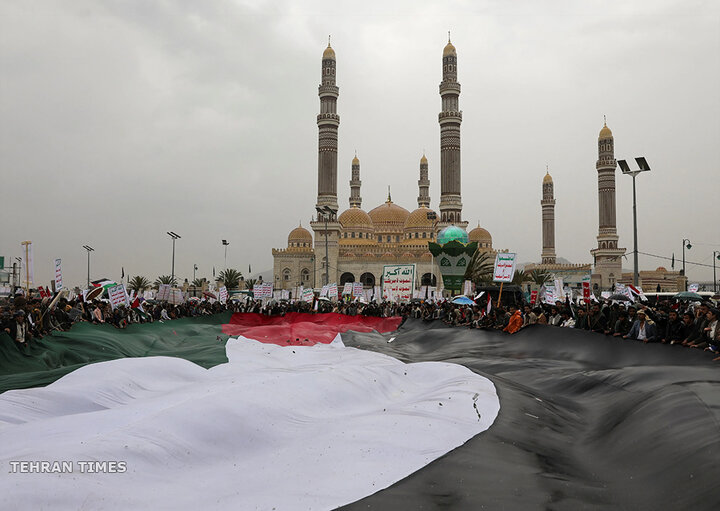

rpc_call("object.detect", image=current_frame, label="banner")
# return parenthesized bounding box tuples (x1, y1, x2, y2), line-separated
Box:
(543, 285, 555, 304)
(157, 284, 171, 302)
(253, 283, 273, 299)
(320, 285, 329, 298)
(302, 287, 315, 303)
(463, 280, 474, 297)
(54, 259, 63, 291)
(493, 253, 516, 283)
(218, 286, 228, 304)
(108, 284, 129, 309)
(352, 282, 364, 297)
(342, 283, 353, 296)
(530, 291, 538, 304)
(169, 288, 184, 305)
(582, 275, 591, 303)
(382, 264, 415, 303)
(328, 283, 338, 300)
(554, 278, 564, 299)
(688, 283, 699, 293)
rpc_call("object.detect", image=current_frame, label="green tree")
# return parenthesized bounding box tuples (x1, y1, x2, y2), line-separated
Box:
(245, 278, 257, 290)
(154, 275, 177, 287)
(529, 269, 551, 286)
(464, 250, 494, 285)
(218, 268, 243, 289)
(191, 278, 206, 288)
(128, 276, 151, 292)
(511, 269, 528, 286)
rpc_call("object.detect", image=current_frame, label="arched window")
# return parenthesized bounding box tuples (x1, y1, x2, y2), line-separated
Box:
(301, 268, 310, 282)
(283, 268, 291, 281)
(421, 273, 437, 286)
(360, 272, 375, 288)
(340, 272, 355, 285)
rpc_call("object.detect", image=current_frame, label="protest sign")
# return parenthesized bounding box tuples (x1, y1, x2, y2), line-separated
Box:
(108, 284, 129, 309)
(302, 287, 314, 303)
(493, 253, 516, 283)
(218, 286, 228, 303)
(157, 284, 171, 302)
(582, 275, 591, 303)
(54, 259, 63, 291)
(342, 283, 353, 296)
(328, 283, 338, 300)
(352, 282, 364, 297)
(382, 264, 415, 302)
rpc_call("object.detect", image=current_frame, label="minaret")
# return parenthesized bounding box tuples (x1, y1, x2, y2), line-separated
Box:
(590, 120, 625, 289)
(418, 154, 430, 208)
(315, 38, 340, 217)
(438, 35, 466, 229)
(541, 170, 556, 264)
(349, 154, 361, 208)
(311, 39, 341, 286)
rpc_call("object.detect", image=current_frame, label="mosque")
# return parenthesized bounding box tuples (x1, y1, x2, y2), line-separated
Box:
(272, 39, 495, 293)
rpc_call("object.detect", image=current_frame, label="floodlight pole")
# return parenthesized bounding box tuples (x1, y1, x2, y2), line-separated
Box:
(619, 158, 650, 287)
(167, 232, 181, 286)
(316, 206, 336, 287)
(83, 245, 94, 288)
(222, 240, 229, 271)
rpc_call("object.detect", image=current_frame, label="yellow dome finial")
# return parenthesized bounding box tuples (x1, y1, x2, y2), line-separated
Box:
(323, 36, 335, 59)
(387, 186, 392, 203)
(443, 32, 456, 57)
(352, 151, 359, 165)
(420, 152, 427, 164)
(599, 116, 613, 139)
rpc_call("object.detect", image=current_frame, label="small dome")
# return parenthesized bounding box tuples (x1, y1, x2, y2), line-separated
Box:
(404, 207, 436, 230)
(369, 199, 410, 230)
(443, 41, 457, 57)
(338, 207, 373, 230)
(437, 225, 469, 245)
(352, 155, 359, 165)
(420, 154, 428, 164)
(469, 224, 492, 244)
(656, 266, 667, 272)
(323, 44, 335, 60)
(599, 122, 613, 139)
(288, 224, 312, 245)
(543, 171, 553, 184)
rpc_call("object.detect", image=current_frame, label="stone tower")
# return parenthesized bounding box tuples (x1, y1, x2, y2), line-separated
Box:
(349, 154, 361, 208)
(311, 40, 341, 286)
(438, 36, 467, 230)
(590, 121, 625, 289)
(541, 171, 556, 264)
(418, 154, 430, 208)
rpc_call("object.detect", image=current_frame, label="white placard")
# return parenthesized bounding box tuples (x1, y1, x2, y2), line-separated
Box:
(108, 284, 129, 309)
(54, 258, 63, 291)
(382, 264, 415, 303)
(493, 253, 516, 283)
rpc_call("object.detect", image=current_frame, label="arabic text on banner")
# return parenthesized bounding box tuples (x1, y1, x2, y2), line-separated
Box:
(381, 264, 415, 302)
(352, 282, 363, 297)
(492, 253, 516, 283)
(342, 283, 353, 296)
(328, 283, 338, 299)
(54, 259, 63, 291)
(108, 284, 128, 309)
(157, 284, 171, 302)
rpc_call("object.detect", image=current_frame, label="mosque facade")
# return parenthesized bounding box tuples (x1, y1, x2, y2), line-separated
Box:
(272, 40, 494, 293)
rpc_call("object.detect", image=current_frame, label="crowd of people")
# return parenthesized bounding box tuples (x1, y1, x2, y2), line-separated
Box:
(2, 291, 718, 362)
(1, 294, 238, 349)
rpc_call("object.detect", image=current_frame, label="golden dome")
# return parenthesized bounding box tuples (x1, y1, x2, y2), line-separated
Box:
(543, 171, 553, 184)
(369, 199, 410, 230)
(469, 224, 492, 243)
(288, 224, 312, 245)
(443, 41, 456, 57)
(323, 44, 335, 60)
(352, 155, 359, 165)
(599, 122, 613, 139)
(404, 207, 436, 230)
(420, 154, 428, 164)
(338, 207, 373, 230)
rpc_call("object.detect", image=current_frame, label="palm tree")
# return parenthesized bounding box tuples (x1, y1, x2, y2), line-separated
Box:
(128, 276, 151, 292)
(191, 278, 206, 288)
(465, 250, 494, 285)
(529, 269, 551, 286)
(511, 269, 528, 286)
(245, 278, 257, 290)
(217, 268, 243, 289)
(154, 275, 177, 287)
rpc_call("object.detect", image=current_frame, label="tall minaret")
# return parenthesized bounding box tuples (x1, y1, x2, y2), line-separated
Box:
(418, 154, 430, 208)
(541, 170, 556, 264)
(590, 120, 625, 289)
(438, 35, 467, 229)
(349, 154, 361, 208)
(315, 38, 340, 217)
(311, 39, 342, 286)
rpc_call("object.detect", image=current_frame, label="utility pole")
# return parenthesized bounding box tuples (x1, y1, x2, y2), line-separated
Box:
(167, 232, 181, 286)
(618, 157, 651, 286)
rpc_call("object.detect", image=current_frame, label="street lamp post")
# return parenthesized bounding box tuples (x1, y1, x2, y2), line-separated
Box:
(315, 206, 336, 287)
(167, 232, 181, 286)
(682, 238, 691, 291)
(193, 264, 198, 282)
(713, 251, 720, 294)
(82, 245, 94, 288)
(426, 211, 438, 299)
(618, 157, 651, 287)
(222, 240, 229, 271)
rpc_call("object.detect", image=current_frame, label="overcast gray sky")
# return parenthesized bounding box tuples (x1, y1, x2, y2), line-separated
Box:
(2, 0, 719, 288)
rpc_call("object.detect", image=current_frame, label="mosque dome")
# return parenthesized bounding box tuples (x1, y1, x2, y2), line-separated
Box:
(420, 154, 428, 164)
(323, 44, 335, 60)
(469, 225, 492, 243)
(599, 122, 613, 139)
(338, 207, 373, 230)
(404, 206, 436, 230)
(443, 41, 457, 57)
(437, 225, 469, 245)
(369, 198, 410, 231)
(543, 172, 553, 184)
(352, 155, 359, 165)
(288, 224, 312, 246)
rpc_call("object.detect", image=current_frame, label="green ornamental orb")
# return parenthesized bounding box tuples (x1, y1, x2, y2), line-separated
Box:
(437, 225, 469, 245)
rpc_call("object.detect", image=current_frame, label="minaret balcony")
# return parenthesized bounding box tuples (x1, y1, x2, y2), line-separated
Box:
(318, 84, 339, 96)
(438, 111, 462, 122)
(595, 158, 617, 169)
(439, 82, 461, 94)
(317, 113, 340, 125)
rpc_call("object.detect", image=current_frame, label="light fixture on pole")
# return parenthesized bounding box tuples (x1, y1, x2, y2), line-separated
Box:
(682, 238, 691, 291)
(82, 245, 94, 288)
(315, 205, 336, 286)
(193, 264, 198, 282)
(222, 240, 230, 271)
(618, 157, 651, 287)
(167, 232, 181, 286)
(713, 251, 720, 294)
